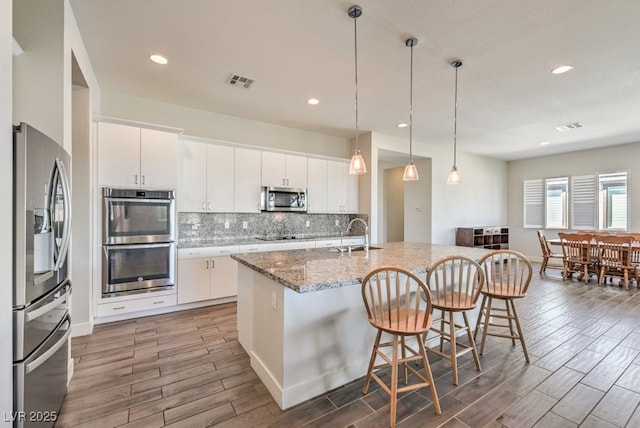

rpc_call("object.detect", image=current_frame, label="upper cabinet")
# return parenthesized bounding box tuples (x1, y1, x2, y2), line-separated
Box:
(178, 139, 234, 212)
(307, 158, 328, 213)
(327, 160, 359, 213)
(261, 152, 307, 189)
(97, 121, 179, 189)
(234, 147, 262, 212)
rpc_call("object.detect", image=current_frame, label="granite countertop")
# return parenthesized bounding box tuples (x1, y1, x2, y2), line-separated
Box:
(231, 241, 491, 294)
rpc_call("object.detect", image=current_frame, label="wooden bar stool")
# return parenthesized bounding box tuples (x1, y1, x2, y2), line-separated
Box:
(361, 266, 441, 427)
(423, 255, 484, 385)
(474, 250, 533, 363)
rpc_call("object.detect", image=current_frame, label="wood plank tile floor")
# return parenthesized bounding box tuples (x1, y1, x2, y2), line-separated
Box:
(56, 268, 640, 427)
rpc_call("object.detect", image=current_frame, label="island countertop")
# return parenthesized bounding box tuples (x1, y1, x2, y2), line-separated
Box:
(231, 241, 491, 293)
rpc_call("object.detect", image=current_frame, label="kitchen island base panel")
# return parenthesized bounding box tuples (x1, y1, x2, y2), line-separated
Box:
(237, 264, 377, 409)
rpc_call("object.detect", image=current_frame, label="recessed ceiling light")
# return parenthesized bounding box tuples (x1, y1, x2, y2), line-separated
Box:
(150, 54, 168, 65)
(307, 98, 319, 105)
(397, 123, 408, 128)
(551, 64, 573, 74)
(540, 141, 550, 146)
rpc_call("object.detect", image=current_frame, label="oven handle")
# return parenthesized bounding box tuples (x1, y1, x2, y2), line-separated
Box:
(25, 316, 71, 375)
(104, 197, 174, 204)
(104, 242, 173, 250)
(25, 281, 71, 322)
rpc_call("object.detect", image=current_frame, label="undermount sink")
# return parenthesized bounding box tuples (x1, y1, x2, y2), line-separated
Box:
(327, 245, 382, 253)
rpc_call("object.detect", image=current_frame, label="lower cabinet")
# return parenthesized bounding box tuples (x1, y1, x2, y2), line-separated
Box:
(178, 251, 238, 304)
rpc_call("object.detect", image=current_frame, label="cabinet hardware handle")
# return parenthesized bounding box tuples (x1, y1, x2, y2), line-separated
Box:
(142, 175, 146, 185)
(207, 202, 212, 211)
(211, 260, 215, 269)
(202, 201, 206, 211)
(205, 260, 209, 269)
(153, 301, 164, 305)
(113, 306, 125, 310)
(134, 175, 138, 185)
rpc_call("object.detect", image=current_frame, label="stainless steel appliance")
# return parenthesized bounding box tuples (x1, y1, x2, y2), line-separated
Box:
(260, 186, 307, 212)
(13, 123, 72, 428)
(102, 187, 176, 297)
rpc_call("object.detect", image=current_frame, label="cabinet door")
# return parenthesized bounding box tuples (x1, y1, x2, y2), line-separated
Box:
(307, 158, 328, 213)
(344, 172, 359, 213)
(178, 140, 207, 212)
(261, 151, 286, 187)
(140, 128, 178, 189)
(285, 154, 308, 189)
(177, 258, 211, 304)
(234, 148, 262, 212)
(327, 160, 346, 213)
(209, 256, 238, 299)
(97, 122, 141, 187)
(207, 144, 235, 212)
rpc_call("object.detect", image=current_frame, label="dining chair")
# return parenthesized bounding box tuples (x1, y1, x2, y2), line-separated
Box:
(536, 230, 563, 274)
(424, 255, 484, 385)
(597, 234, 637, 289)
(558, 232, 596, 283)
(361, 266, 441, 427)
(474, 250, 533, 363)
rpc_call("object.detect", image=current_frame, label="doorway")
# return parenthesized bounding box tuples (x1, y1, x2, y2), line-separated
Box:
(377, 150, 432, 243)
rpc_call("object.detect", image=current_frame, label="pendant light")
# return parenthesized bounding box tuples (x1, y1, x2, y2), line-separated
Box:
(348, 5, 367, 175)
(402, 38, 419, 181)
(447, 60, 462, 185)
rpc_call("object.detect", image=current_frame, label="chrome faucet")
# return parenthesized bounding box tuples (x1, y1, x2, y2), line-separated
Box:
(346, 218, 369, 252)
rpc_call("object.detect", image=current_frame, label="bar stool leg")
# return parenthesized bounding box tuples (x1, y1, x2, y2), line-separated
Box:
(417, 338, 441, 415)
(390, 334, 399, 428)
(510, 300, 529, 363)
(362, 330, 381, 394)
(473, 295, 487, 341)
(449, 311, 458, 385)
(479, 296, 493, 356)
(463, 311, 482, 371)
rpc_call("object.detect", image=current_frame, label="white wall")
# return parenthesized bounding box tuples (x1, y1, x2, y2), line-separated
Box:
(508, 141, 640, 259)
(2, 0, 14, 422)
(366, 132, 507, 244)
(100, 92, 351, 159)
(383, 167, 404, 242)
(404, 157, 432, 243)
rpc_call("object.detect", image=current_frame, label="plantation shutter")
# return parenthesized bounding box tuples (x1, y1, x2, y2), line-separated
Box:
(571, 174, 596, 230)
(523, 179, 543, 228)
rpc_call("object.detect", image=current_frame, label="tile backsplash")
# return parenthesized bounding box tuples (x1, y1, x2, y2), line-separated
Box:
(178, 212, 367, 245)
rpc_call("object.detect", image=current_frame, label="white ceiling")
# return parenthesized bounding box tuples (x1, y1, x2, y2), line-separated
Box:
(69, 0, 640, 161)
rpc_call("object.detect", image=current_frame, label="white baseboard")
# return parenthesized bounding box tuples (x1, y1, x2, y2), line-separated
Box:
(71, 321, 94, 338)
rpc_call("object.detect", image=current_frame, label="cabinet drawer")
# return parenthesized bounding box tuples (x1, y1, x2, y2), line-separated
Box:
(96, 294, 177, 317)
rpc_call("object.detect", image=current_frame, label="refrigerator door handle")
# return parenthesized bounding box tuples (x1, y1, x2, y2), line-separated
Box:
(25, 317, 70, 375)
(24, 282, 70, 322)
(53, 158, 72, 272)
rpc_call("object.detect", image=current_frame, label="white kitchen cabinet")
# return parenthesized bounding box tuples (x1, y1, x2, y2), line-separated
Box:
(177, 247, 239, 304)
(97, 121, 178, 189)
(234, 147, 262, 212)
(307, 158, 328, 213)
(261, 152, 307, 189)
(178, 140, 234, 212)
(327, 160, 359, 213)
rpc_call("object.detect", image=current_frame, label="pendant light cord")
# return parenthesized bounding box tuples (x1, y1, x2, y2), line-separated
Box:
(453, 62, 459, 168)
(353, 12, 360, 152)
(409, 42, 414, 161)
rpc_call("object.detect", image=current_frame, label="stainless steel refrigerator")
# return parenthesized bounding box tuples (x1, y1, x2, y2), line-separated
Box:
(12, 123, 72, 428)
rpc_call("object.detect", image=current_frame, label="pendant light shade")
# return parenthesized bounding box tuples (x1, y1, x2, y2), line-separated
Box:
(403, 37, 419, 182)
(447, 60, 462, 185)
(348, 5, 367, 175)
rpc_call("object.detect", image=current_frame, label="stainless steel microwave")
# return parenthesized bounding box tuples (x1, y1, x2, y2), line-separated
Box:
(260, 186, 307, 212)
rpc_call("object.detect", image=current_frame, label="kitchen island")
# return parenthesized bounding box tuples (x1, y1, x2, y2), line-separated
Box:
(232, 242, 490, 409)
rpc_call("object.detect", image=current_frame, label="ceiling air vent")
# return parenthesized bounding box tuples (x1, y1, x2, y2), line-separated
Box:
(227, 73, 255, 89)
(555, 122, 584, 132)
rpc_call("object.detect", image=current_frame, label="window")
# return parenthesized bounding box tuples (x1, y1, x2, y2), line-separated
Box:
(545, 177, 568, 229)
(599, 172, 627, 230)
(525, 171, 629, 231)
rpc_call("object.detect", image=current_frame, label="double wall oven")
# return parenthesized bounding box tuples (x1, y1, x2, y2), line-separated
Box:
(102, 187, 176, 297)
